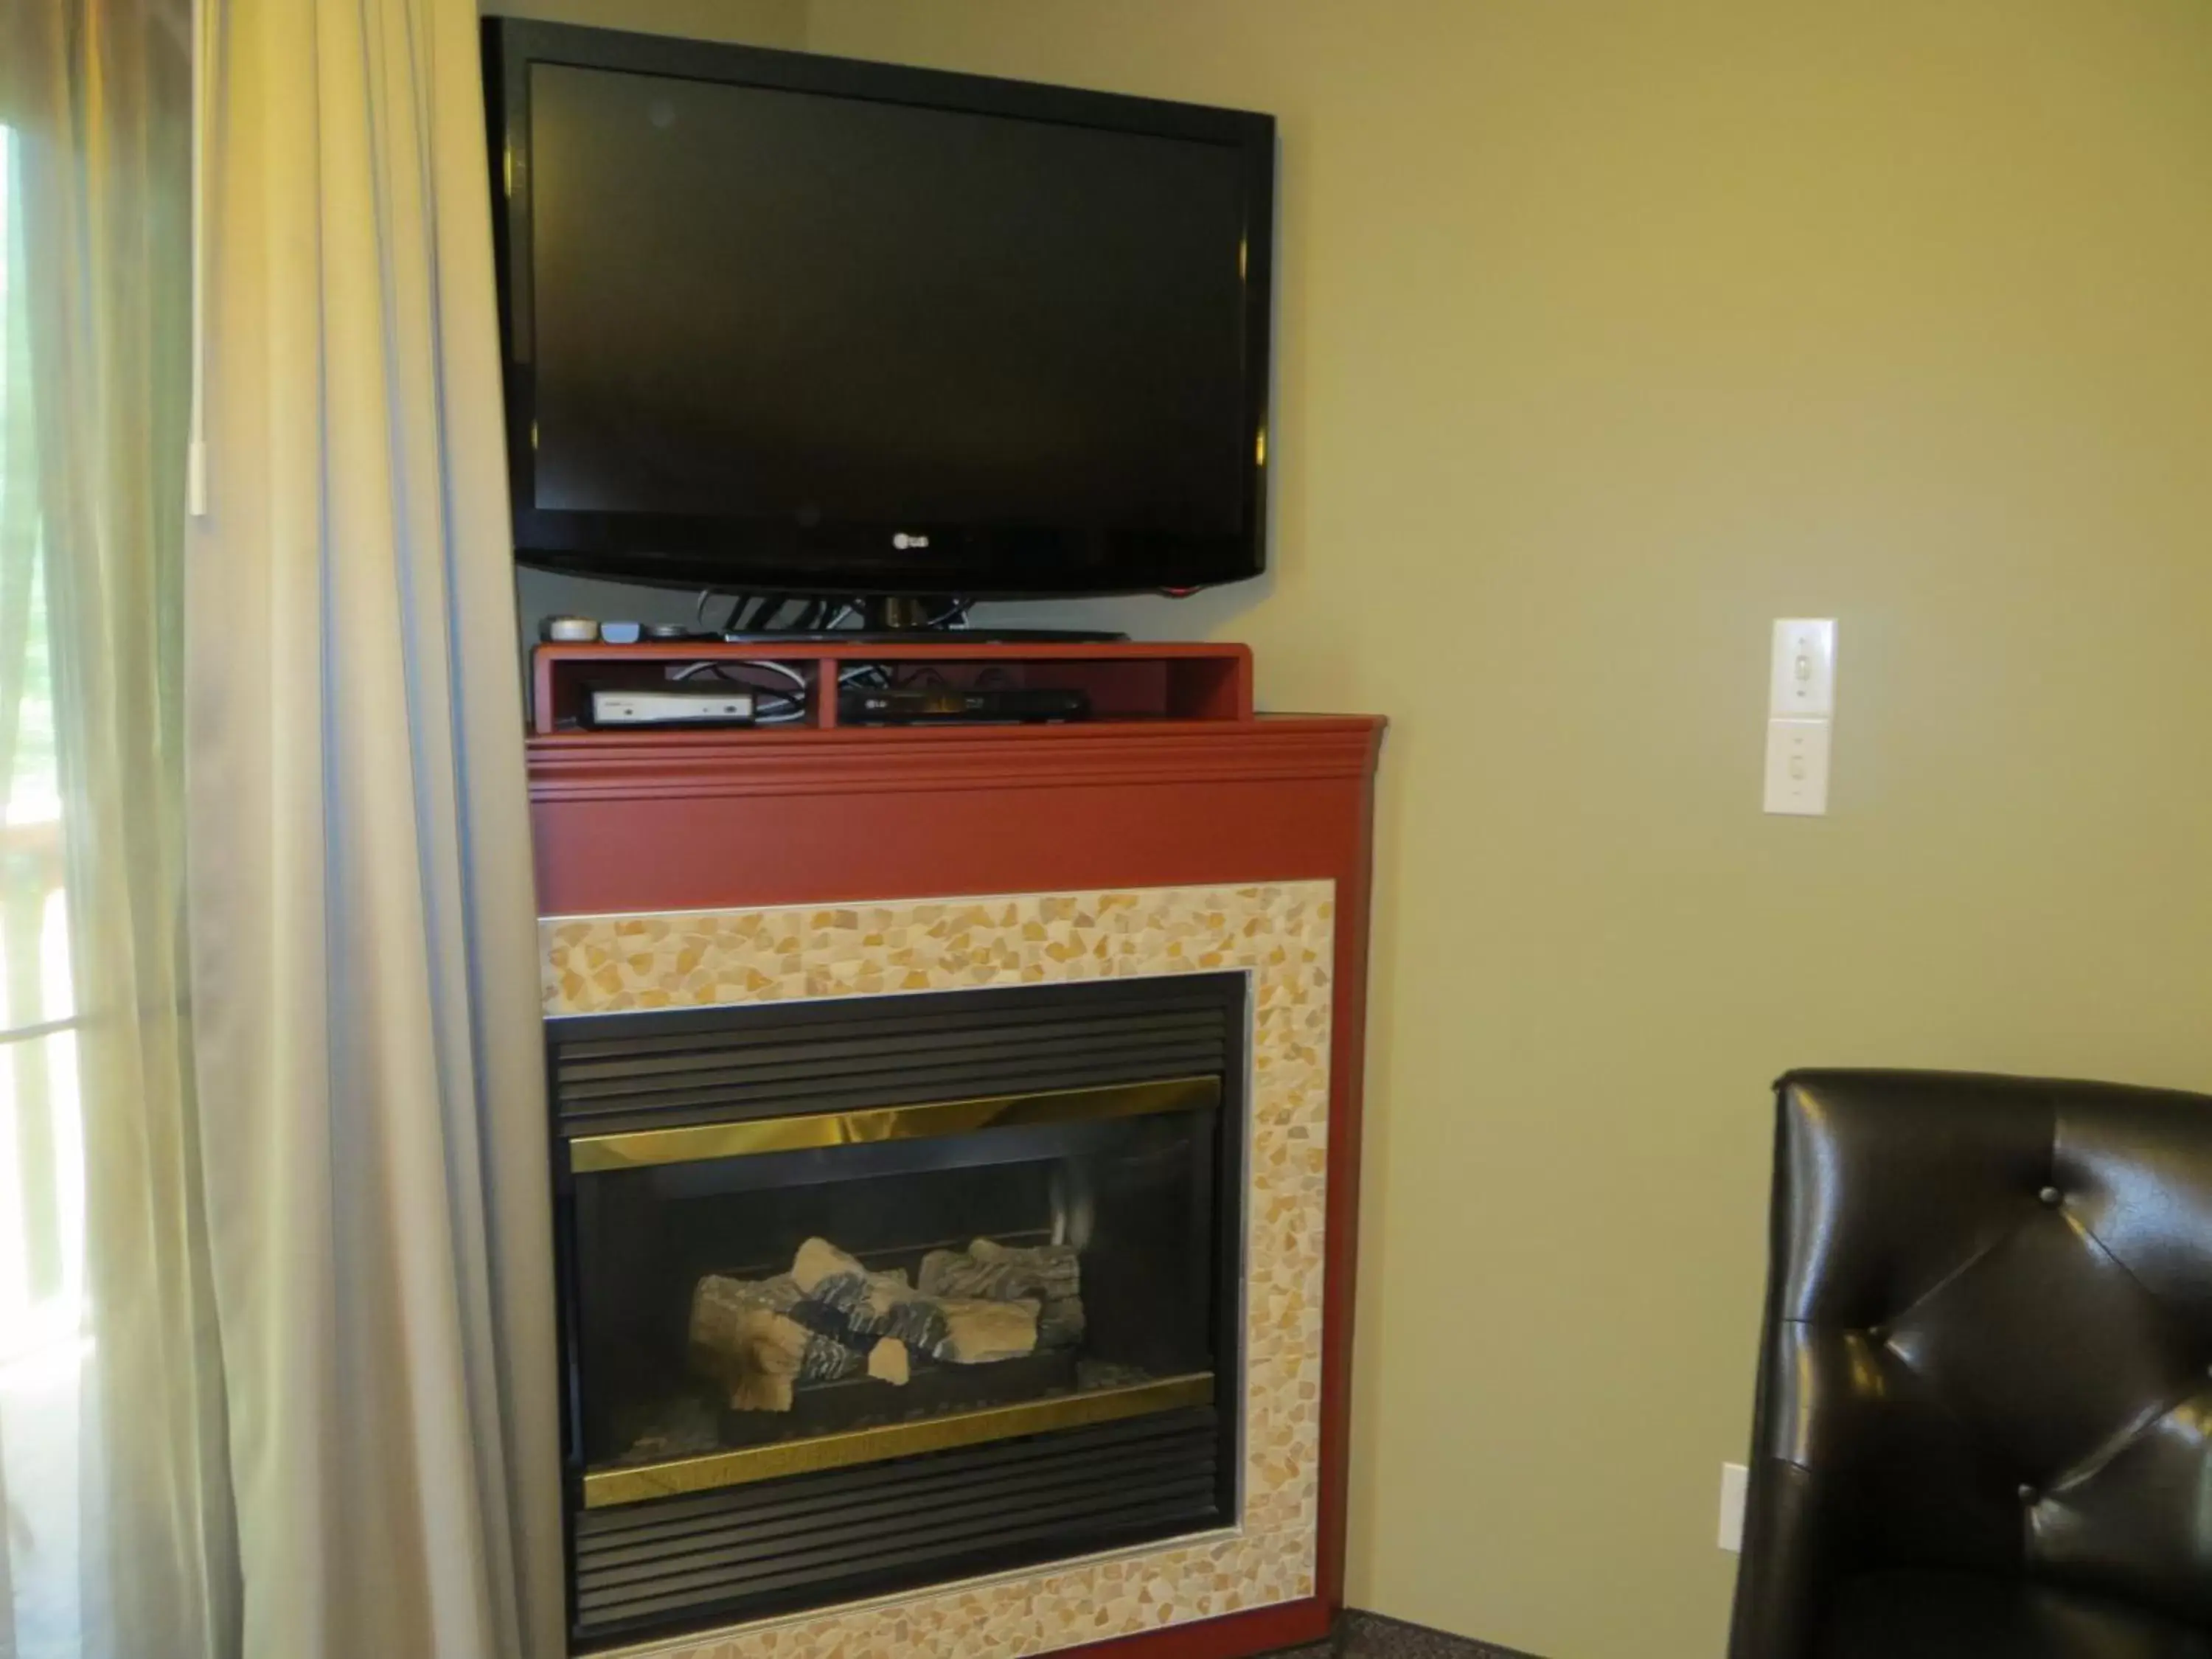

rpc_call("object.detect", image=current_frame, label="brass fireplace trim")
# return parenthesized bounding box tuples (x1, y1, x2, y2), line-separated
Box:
(566, 1074, 1221, 1174)
(582, 1371, 1217, 1509)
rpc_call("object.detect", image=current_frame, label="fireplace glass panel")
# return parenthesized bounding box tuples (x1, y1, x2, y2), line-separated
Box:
(571, 1092, 1224, 1479)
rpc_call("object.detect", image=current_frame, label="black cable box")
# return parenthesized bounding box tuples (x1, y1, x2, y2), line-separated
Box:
(838, 687, 1092, 726)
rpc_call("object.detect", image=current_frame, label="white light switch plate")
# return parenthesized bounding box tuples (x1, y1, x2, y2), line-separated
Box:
(1770, 619, 1837, 717)
(1719, 1462, 1749, 1551)
(1764, 718, 1831, 815)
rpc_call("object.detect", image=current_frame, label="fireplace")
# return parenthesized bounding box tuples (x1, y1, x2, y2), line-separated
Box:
(548, 973, 1250, 1650)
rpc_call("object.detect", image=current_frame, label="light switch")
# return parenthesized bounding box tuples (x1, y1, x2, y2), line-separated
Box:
(1770, 619, 1837, 718)
(1764, 717, 1831, 815)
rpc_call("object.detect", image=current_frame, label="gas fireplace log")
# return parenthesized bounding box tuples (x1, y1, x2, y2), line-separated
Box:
(731, 1313, 861, 1410)
(785, 1297, 872, 1351)
(866, 1338, 911, 1385)
(687, 1273, 800, 1413)
(690, 1273, 860, 1412)
(920, 1240, 1084, 1349)
(793, 1237, 932, 1340)
(791, 1321, 863, 1384)
(787, 1237, 1001, 1360)
(808, 1293, 1039, 1365)
(689, 1271, 798, 1360)
(930, 1297, 1041, 1363)
(717, 1238, 1053, 1386)
(1036, 1295, 1085, 1349)
(793, 1237, 919, 1318)
(792, 1237, 874, 1295)
(919, 1239, 1079, 1304)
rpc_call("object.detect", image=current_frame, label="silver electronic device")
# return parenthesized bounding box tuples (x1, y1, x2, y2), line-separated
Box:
(586, 687, 757, 728)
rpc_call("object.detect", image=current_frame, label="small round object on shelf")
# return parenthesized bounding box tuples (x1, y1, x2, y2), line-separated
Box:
(541, 615, 599, 643)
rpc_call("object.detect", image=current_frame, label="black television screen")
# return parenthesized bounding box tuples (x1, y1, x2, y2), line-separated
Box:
(484, 22, 1276, 597)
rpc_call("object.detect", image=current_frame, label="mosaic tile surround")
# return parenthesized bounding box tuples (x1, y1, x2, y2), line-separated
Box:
(540, 883, 1336, 1659)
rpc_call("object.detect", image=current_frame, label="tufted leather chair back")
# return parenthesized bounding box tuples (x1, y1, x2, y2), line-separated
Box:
(1730, 1070, 2212, 1658)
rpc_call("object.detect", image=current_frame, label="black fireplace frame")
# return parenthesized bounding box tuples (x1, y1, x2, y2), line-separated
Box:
(543, 972, 1252, 1649)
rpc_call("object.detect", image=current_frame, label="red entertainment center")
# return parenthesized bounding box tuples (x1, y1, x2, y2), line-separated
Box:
(527, 639, 1383, 1659)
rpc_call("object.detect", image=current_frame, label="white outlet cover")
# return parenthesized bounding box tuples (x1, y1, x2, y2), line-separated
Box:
(1719, 1462, 1749, 1552)
(1770, 619, 1837, 718)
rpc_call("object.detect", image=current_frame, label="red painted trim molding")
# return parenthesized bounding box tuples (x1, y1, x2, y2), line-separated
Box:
(529, 703, 1383, 1658)
(526, 717, 1377, 801)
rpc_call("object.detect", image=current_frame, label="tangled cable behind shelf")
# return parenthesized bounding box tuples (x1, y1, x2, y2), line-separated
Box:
(671, 658, 809, 724)
(669, 596, 982, 722)
(692, 591, 974, 635)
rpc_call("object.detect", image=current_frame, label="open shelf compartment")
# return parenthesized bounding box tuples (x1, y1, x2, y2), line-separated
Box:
(530, 641, 1253, 736)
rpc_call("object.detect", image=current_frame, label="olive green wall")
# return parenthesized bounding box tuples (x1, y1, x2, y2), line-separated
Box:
(802, 4, 2212, 1655)
(489, 3, 2212, 1653)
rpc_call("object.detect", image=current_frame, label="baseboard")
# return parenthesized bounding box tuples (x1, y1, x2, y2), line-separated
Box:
(1336, 1608, 1545, 1659)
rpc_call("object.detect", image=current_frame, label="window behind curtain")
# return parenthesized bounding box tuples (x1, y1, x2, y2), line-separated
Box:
(1, 119, 93, 1657)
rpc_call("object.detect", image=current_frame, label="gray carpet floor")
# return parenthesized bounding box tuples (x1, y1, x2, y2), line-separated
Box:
(1271, 1610, 1537, 1658)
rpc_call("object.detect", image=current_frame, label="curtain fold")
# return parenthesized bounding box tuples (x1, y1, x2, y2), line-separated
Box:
(188, 0, 560, 1653)
(0, 3, 239, 1656)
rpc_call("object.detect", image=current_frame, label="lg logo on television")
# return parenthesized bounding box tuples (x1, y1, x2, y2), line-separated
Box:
(891, 532, 931, 549)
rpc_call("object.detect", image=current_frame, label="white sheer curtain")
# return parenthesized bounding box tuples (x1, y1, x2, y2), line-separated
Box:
(0, 4, 238, 1657)
(187, 0, 561, 1652)
(0, 0, 558, 1654)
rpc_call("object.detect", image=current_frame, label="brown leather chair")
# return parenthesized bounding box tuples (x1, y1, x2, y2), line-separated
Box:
(1731, 1070, 2212, 1659)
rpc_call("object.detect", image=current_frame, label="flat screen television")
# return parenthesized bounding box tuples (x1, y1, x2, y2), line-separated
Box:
(484, 21, 1276, 599)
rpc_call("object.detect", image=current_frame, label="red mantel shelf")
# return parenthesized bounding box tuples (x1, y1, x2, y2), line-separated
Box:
(526, 676, 1384, 1659)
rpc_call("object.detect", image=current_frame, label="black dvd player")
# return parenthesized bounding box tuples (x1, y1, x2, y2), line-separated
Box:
(838, 687, 1092, 726)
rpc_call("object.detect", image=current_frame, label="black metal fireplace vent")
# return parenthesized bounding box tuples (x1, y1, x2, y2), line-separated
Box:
(549, 973, 1242, 1138)
(572, 1407, 1220, 1646)
(546, 973, 1249, 1650)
